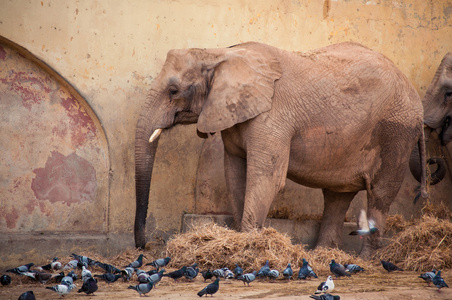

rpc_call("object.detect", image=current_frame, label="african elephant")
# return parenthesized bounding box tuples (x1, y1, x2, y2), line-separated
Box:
(134, 42, 427, 256)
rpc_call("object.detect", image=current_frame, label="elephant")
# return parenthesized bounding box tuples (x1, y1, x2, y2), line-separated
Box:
(134, 41, 428, 256)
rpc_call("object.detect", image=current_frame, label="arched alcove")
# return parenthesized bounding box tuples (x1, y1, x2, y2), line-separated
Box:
(0, 36, 109, 234)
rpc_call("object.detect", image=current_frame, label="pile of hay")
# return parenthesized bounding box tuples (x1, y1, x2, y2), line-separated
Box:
(376, 215, 452, 272)
(166, 222, 371, 275)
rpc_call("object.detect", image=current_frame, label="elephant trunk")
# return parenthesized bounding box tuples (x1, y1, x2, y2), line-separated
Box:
(134, 112, 161, 249)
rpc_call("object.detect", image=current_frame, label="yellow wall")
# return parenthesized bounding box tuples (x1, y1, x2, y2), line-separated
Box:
(0, 0, 451, 265)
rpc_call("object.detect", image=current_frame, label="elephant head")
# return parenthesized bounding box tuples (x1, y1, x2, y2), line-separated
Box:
(134, 45, 282, 248)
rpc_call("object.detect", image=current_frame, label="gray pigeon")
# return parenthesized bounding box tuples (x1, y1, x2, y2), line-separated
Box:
(128, 281, 154, 296)
(268, 269, 280, 280)
(6, 263, 34, 275)
(78, 277, 98, 295)
(349, 209, 378, 236)
(137, 270, 152, 283)
(149, 269, 165, 284)
(432, 270, 449, 292)
(81, 265, 92, 282)
(298, 258, 318, 280)
(197, 277, 220, 297)
(125, 254, 145, 269)
(310, 294, 340, 300)
(185, 263, 200, 280)
(121, 267, 134, 281)
(146, 256, 171, 270)
(71, 253, 95, 267)
(63, 260, 78, 270)
(46, 283, 76, 297)
(257, 260, 270, 279)
(344, 263, 365, 274)
(223, 267, 234, 280)
(329, 260, 350, 278)
(419, 269, 436, 286)
(18, 291, 35, 300)
(212, 268, 224, 278)
(237, 271, 257, 286)
(233, 264, 243, 278)
(283, 263, 293, 280)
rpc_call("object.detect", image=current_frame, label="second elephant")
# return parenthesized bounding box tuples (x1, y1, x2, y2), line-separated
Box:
(134, 42, 428, 256)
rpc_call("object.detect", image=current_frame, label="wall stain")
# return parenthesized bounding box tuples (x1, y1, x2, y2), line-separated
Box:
(31, 151, 97, 206)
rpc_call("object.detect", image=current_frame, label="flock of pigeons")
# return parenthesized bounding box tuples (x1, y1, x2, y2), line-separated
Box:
(1, 252, 449, 299)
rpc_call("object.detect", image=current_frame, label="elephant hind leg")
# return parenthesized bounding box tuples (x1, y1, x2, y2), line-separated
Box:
(315, 189, 357, 249)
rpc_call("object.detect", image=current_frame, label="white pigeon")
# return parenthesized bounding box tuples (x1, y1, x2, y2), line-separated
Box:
(81, 266, 92, 282)
(46, 283, 76, 297)
(315, 276, 334, 294)
(349, 209, 378, 237)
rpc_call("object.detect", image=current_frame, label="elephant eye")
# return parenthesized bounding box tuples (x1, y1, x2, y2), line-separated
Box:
(446, 91, 452, 103)
(168, 86, 178, 97)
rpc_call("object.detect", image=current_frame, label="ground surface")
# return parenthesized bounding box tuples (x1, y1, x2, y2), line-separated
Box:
(1, 269, 451, 299)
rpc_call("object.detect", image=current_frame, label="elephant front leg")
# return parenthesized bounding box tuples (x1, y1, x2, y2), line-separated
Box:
(316, 189, 357, 249)
(224, 150, 247, 230)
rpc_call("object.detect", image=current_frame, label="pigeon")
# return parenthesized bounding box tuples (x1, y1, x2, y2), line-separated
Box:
(137, 269, 152, 283)
(432, 270, 449, 292)
(268, 269, 280, 280)
(419, 269, 437, 286)
(71, 253, 95, 267)
(39, 257, 62, 272)
(6, 263, 34, 275)
(125, 254, 145, 269)
(233, 264, 243, 278)
(63, 260, 78, 270)
(283, 263, 293, 280)
(201, 269, 213, 282)
(149, 269, 165, 284)
(315, 276, 335, 294)
(344, 264, 365, 274)
(381, 260, 403, 272)
(329, 260, 350, 278)
(81, 265, 92, 282)
(197, 277, 220, 297)
(18, 291, 35, 300)
(185, 263, 199, 281)
(310, 294, 341, 300)
(128, 281, 154, 296)
(223, 267, 234, 280)
(54, 271, 65, 283)
(46, 283, 76, 297)
(61, 274, 74, 286)
(162, 266, 186, 282)
(0, 274, 11, 286)
(146, 256, 171, 270)
(95, 272, 122, 283)
(212, 268, 224, 278)
(237, 271, 257, 286)
(22, 271, 59, 284)
(257, 260, 271, 279)
(94, 261, 122, 274)
(121, 267, 134, 281)
(78, 277, 98, 295)
(349, 209, 378, 237)
(298, 258, 318, 280)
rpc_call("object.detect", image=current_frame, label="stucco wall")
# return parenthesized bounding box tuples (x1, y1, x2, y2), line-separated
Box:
(0, 0, 451, 268)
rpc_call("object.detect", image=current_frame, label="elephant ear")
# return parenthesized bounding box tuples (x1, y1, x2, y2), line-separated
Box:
(197, 48, 282, 133)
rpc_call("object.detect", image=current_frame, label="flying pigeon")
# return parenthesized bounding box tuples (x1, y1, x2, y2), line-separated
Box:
(310, 294, 341, 300)
(149, 269, 165, 284)
(121, 267, 134, 281)
(344, 264, 365, 274)
(197, 277, 220, 297)
(315, 276, 335, 294)
(329, 260, 350, 278)
(201, 269, 213, 282)
(1, 274, 11, 286)
(185, 263, 200, 281)
(432, 270, 449, 292)
(233, 264, 243, 278)
(283, 263, 293, 280)
(146, 256, 171, 270)
(298, 258, 318, 280)
(381, 260, 403, 272)
(125, 254, 145, 269)
(6, 263, 34, 275)
(78, 277, 98, 295)
(81, 266, 92, 282)
(128, 281, 154, 296)
(162, 266, 186, 282)
(94, 261, 122, 274)
(46, 283, 76, 297)
(257, 260, 271, 279)
(419, 269, 436, 286)
(268, 269, 280, 281)
(237, 271, 257, 286)
(18, 291, 35, 300)
(71, 253, 95, 267)
(39, 257, 62, 272)
(212, 268, 225, 278)
(95, 272, 122, 283)
(349, 209, 378, 237)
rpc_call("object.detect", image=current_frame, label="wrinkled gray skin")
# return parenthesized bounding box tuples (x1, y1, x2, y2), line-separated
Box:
(135, 42, 427, 257)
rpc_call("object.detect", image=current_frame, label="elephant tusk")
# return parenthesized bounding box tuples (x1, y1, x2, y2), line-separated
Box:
(149, 128, 163, 143)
